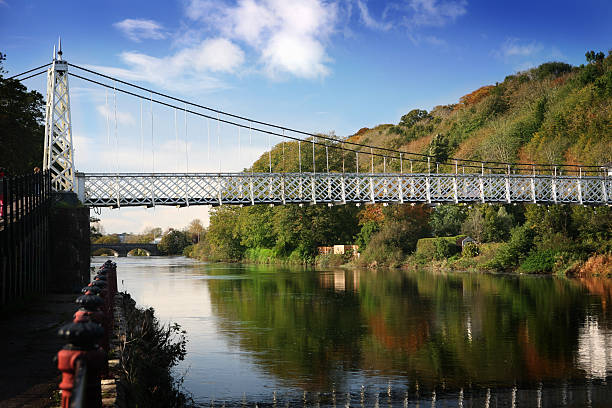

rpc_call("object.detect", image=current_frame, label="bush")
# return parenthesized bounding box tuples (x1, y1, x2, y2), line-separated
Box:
(416, 236, 464, 260)
(433, 238, 461, 260)
(244, 247, 275, 263)
(518, 250, 558, 273)
(158, 230, 191, 255)
(533, 62, 573, 80)
(429, 204, 467, 237)
(486, 225, 535, 271)
(462, 242, 479, 257)
(355, 221, 380, 251)
(121, 294, 190, 407)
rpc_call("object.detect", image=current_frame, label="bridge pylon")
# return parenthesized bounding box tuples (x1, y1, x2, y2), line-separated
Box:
(43, 39, 75, 191)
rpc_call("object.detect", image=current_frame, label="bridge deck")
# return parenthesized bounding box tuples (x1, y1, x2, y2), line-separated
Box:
(77, 172, 611, 208)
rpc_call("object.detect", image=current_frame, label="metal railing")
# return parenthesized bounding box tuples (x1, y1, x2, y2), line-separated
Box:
(0, 171, 51, 306)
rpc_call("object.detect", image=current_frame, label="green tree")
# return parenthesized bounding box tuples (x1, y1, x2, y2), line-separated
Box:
(205, 207, 244, 261)
(0, 52, 45, 174)
(429, 133, 450, 163)
(400, 109, 430, 127)
(158, 230, 191, 255)
(429, 204, 467, 237)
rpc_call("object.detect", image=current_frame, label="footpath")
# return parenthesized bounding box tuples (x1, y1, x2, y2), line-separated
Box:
(0, 293, 76, 407)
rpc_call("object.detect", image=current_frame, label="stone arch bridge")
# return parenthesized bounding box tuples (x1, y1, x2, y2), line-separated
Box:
(91, 243, 160, 257)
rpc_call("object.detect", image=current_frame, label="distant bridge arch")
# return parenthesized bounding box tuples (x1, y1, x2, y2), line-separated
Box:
(91, 243, 160, 257)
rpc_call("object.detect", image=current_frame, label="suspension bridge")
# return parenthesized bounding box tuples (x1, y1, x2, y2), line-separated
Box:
(16, 44, 612, 208)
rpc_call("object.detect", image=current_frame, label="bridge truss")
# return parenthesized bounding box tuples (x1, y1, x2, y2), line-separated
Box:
(77, 172, 610, 207)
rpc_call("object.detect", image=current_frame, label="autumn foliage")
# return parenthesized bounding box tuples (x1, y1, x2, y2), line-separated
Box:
(458, 85, 494, 108)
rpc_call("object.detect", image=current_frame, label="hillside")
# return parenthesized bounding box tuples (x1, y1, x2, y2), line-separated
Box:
(345, 51, 611, 170)
(188, 50, 611, 274)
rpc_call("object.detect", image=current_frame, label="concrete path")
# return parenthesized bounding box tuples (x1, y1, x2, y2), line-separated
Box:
(0, 293, 76, 408)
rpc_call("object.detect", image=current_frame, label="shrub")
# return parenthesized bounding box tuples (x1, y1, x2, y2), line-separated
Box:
(429, 204, 467, 237)
(121, 294, 190, 407)
(433, 238, 461, 260)
(486, 225, 535, 271)
(355, 221, 380, 251)
(518, 249, 558, 273)
(158, 230, 191, 255)
(462, 242, 479, 257)
(533, 62, 573, 80)
(416, 236, 464, 260)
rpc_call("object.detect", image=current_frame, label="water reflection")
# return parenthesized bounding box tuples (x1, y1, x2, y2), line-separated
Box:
(95, 257, 612, 406)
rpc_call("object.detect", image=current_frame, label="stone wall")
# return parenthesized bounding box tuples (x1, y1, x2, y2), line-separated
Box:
(48, 192, 90, 292)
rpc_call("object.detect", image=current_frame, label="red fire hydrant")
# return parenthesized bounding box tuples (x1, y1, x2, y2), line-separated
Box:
(57, 320, 106, 408)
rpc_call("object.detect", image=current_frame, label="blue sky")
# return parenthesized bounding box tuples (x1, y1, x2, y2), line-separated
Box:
(2, 0, 611, 233)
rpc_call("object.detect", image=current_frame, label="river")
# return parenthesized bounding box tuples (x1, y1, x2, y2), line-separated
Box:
(93, 256, 612, 407)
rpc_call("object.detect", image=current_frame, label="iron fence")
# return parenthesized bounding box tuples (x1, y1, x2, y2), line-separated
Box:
(0, 170, 51, 306)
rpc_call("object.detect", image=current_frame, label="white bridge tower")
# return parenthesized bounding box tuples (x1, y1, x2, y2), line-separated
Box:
(43, 39, 75, 191)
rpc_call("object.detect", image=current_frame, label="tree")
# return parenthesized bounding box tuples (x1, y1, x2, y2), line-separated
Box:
(429, 204, 467, 237)
(94, 235, 120, 244)
(187, 219, 205, 243)
(0, 52, 45, 174)
(400, 109, 430, 128)
(158, 230, 191, 255)
(461, 205, 514, 243)
(429, 133, 450, 163)
(585, 50, 605, 64)
(90, 216, 104, 242)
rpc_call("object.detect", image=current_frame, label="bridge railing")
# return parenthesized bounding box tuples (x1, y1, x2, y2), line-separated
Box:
(0, 171, 51, 306)
(77, 171, 610, 208)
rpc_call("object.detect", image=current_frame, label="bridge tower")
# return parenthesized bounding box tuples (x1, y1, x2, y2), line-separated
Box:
(43, 39, 75, 191)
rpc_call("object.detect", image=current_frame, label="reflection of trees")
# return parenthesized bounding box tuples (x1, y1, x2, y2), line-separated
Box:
(206, 265, 608, 391)
(207, 266, 366, 390)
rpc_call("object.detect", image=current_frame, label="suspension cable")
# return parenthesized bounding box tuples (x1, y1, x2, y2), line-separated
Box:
(298, 140, 302, 173)
(184, 103, 189, 173)
(207, 118, 210, 161)
(113, 81, 118, 174)
(217, 112, 221, 173)
(12, 62, 603, 172)
(65, 72, 493, 166)
(105, 89, 110, 145)
(6, 63, 51, 80)
(312, 138, 316, 174)
(140, 100, 144, 172)
(68, 72, 600, 173)
(150, 93, 155, 173)
(174, 108, 179, 172)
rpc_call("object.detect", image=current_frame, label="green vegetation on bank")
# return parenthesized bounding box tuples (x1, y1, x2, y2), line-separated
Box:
(185, 50, 611, 275)
(120, 293, 191, 407)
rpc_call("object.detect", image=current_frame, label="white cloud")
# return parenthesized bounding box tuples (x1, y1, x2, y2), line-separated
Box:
(89, 37, 244, 91)
(186, 0, 338, 79)
(499, 38, 543, 58)
(407, 0, 468, 27)
(96, 105, 135, 126)
(355, 0, 465, 39)
(114, 19, 167, 42)
(356, 0, 392, 31)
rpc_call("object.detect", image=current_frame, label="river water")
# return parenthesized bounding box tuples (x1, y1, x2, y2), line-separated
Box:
(93, 256, 612, 407)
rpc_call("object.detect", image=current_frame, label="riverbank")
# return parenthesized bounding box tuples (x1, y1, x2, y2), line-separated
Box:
(185, 244, 611, 277)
